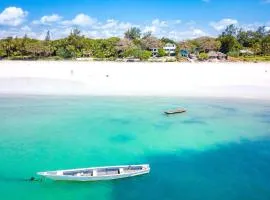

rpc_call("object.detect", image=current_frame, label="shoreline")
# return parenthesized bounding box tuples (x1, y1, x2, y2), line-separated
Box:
(0, 61, 270, 99)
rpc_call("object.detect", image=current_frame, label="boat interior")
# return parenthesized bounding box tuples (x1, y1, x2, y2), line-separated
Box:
(60, 166, 144, 177)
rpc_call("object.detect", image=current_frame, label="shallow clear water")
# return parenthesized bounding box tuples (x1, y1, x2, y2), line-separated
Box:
(0, 96, 270, 200)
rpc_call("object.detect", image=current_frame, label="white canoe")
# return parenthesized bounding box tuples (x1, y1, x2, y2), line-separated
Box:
(37, 164, 150, 181)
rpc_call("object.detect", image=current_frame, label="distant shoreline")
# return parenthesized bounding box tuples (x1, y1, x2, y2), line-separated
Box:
(0, 61, 269, 99)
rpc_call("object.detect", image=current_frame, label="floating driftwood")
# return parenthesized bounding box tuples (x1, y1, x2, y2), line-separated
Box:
(164, 108, 186, 115)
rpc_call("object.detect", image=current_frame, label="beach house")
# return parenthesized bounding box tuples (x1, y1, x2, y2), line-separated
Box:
(163, 43, 176, 56)
(180, 49, 189, 57)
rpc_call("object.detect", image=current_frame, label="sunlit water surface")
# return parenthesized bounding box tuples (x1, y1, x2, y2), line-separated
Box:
(0, 96, 270, 200)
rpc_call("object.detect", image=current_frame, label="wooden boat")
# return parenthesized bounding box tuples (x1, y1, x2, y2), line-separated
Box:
(164, 108, 186, 115)
(37, 164, 150, 181)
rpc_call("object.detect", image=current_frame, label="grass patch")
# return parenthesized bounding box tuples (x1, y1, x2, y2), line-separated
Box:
(242, 56, 270, 62)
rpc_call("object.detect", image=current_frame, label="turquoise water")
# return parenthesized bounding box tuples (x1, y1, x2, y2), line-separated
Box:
(0, 96, 270, 200)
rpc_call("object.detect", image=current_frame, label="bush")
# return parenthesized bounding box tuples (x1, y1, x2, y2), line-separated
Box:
(123, 48, 140, 58)
(7, 56, 37, 60)
(227, 51, 240, 57)
(140, 50, 152, 60)
(158, 48, 166, 57)
(198, 52, 209, 60)
(242, 56, 270, 62)
(0, 48, 6, 58)
(56, 47, 73, 58)
(123, 48, 151, 60)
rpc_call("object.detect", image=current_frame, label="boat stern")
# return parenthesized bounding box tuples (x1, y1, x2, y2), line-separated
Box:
(37, 172, 47, 176)
(37, 170, 61, 176)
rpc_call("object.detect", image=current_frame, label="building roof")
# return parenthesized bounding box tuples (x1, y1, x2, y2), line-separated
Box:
(164, 43, 176, 48)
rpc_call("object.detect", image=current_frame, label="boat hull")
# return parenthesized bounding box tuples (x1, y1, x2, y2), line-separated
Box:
(164, 109, 186, 115)
(37, 164, 150, 182)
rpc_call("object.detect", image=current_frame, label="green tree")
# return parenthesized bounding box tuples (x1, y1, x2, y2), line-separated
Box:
(256, 26, 267, 38)
(237, 29, 251, 47)
(53, 28, 85, 58)
(222, 24, 238, 37)
(0, 48, 5, 57)
(252, 42, 262, 55)
(124, 27, 141, 40)
(195, 37, 221, 52)
(122, 47, 151, 60)
(1, 37, 13, 57)
(161, 37, 176, 45)
(218, 35, 242, 54)
(56, 47, 73, 58)
(261, 35, 270, 55)
(71, 28, 81, 37)
(0, 40, 7, 57)
(45, 30, 51, 41)
(123, 47, 141, 58)
(142, 31, 152, 39)
(116, 38, 136, 57)
(24, 40, 45, 57)
(90, 38, 120, 58)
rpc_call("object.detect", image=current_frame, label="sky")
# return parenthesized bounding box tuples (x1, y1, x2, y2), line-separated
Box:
(0, 0, 270, 40)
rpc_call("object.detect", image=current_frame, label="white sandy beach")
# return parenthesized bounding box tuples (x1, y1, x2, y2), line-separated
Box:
(0, 61, 270, 99)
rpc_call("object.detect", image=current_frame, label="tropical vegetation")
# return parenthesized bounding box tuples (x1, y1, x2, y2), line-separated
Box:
(0, 25, 270, 61)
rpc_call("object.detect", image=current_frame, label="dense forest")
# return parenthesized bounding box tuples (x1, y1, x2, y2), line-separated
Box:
(0, 24, 270, 61)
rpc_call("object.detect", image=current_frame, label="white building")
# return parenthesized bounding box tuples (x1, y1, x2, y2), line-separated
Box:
(150, 48, 159, 57)
(240, 49, 254, 55)
(163, 43, 176, 56)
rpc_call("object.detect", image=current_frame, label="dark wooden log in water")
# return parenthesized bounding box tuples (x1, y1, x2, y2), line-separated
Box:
(164, 109, 186, 115)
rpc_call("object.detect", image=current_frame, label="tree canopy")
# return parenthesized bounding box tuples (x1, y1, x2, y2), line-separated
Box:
(124, 27, 141, 40)
(1, 25, 270, 61)
(219, 25, 270, 55)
